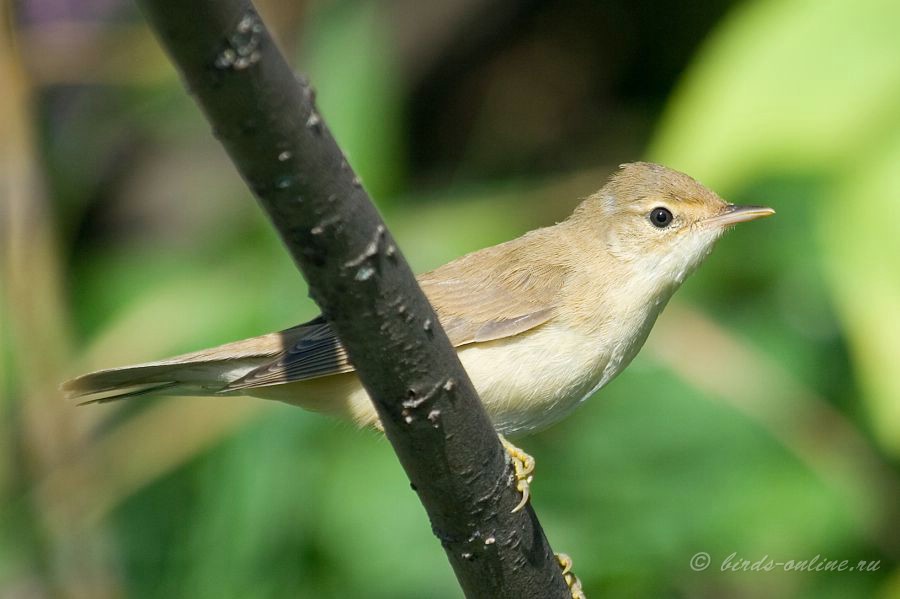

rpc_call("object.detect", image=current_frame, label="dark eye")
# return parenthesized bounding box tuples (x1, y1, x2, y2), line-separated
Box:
(649, 207, 673, 228)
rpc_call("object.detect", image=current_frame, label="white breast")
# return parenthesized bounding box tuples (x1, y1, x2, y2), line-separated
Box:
(456, 324, 610, 434)
(457, 287, 670, 435)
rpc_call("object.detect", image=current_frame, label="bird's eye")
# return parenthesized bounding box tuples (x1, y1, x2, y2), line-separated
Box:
(649, 207, 673, 228)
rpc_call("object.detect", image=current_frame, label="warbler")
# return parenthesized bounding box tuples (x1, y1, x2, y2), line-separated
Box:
(64, 162, 773, 436)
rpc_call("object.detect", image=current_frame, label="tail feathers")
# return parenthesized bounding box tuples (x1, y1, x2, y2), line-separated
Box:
(61, 359, 257, 404)
(62, 322, 314, 405)
(73, 381, 180, 405)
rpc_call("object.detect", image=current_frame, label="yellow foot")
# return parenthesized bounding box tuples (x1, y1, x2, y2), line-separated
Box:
(499, 435, 535, 513)
(556, 553, 586, 599)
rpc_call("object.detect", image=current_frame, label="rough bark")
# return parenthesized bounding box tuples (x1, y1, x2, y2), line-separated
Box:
(134, 2, 571, 597)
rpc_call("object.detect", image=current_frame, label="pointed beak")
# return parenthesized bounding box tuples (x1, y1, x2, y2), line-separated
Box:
(704, 204, 775, 228)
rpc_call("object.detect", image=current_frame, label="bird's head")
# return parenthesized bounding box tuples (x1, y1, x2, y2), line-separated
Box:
(572, 162, 774, 294)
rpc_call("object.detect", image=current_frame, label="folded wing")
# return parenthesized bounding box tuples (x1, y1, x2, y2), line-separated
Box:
(225, 237, 566, 391)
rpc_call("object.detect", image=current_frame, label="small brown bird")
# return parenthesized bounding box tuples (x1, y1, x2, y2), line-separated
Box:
(62, 162, 772, 596)
(64, 162, 772, 438)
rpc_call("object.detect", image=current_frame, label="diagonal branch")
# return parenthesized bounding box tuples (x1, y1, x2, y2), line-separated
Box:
(133, 1, 571, 597)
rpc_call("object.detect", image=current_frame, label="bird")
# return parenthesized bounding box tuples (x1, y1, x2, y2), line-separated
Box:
(62, 162, 773, 511)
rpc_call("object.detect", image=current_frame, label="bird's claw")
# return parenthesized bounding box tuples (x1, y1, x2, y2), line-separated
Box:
(557, 552, 586, 599)
(499, 435, 535, 513)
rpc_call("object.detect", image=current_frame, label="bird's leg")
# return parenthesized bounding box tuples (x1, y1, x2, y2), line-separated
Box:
(499, 435, 535, 513)
(556, 553, 587, 599)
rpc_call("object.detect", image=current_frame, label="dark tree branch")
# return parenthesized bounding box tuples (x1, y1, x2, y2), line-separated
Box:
(133, 1, 571, 597)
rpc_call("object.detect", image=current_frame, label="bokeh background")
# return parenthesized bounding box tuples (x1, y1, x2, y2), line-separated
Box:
(2, 0, 899, 597)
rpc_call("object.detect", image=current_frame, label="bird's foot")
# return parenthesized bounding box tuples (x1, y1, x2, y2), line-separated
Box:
(557, 553, 586, 599)
(499, 435, 535, 513)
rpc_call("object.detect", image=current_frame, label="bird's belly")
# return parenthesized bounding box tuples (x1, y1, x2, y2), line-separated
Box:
(457, 324, 611, 435)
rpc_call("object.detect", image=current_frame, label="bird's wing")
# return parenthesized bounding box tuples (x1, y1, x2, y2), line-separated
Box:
(222, 317, 355, 391)
(415, 241, 565, 345)
(225, 238, 566, 391)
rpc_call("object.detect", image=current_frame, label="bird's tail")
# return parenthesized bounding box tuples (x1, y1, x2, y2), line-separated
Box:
(61, 362, 233, 405)
(61, 329, 292, 404)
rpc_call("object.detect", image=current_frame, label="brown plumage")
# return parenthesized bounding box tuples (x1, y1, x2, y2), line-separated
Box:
(63, 162, 773, 435)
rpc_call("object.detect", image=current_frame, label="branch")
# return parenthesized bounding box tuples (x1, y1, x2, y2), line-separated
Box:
(133, 2, 571, 597)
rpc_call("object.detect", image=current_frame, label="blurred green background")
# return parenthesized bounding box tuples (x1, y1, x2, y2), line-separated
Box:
(2, 0, 899, 597)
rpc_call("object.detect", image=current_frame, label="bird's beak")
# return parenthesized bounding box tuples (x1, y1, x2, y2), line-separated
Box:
(704, 204, 775, 228)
